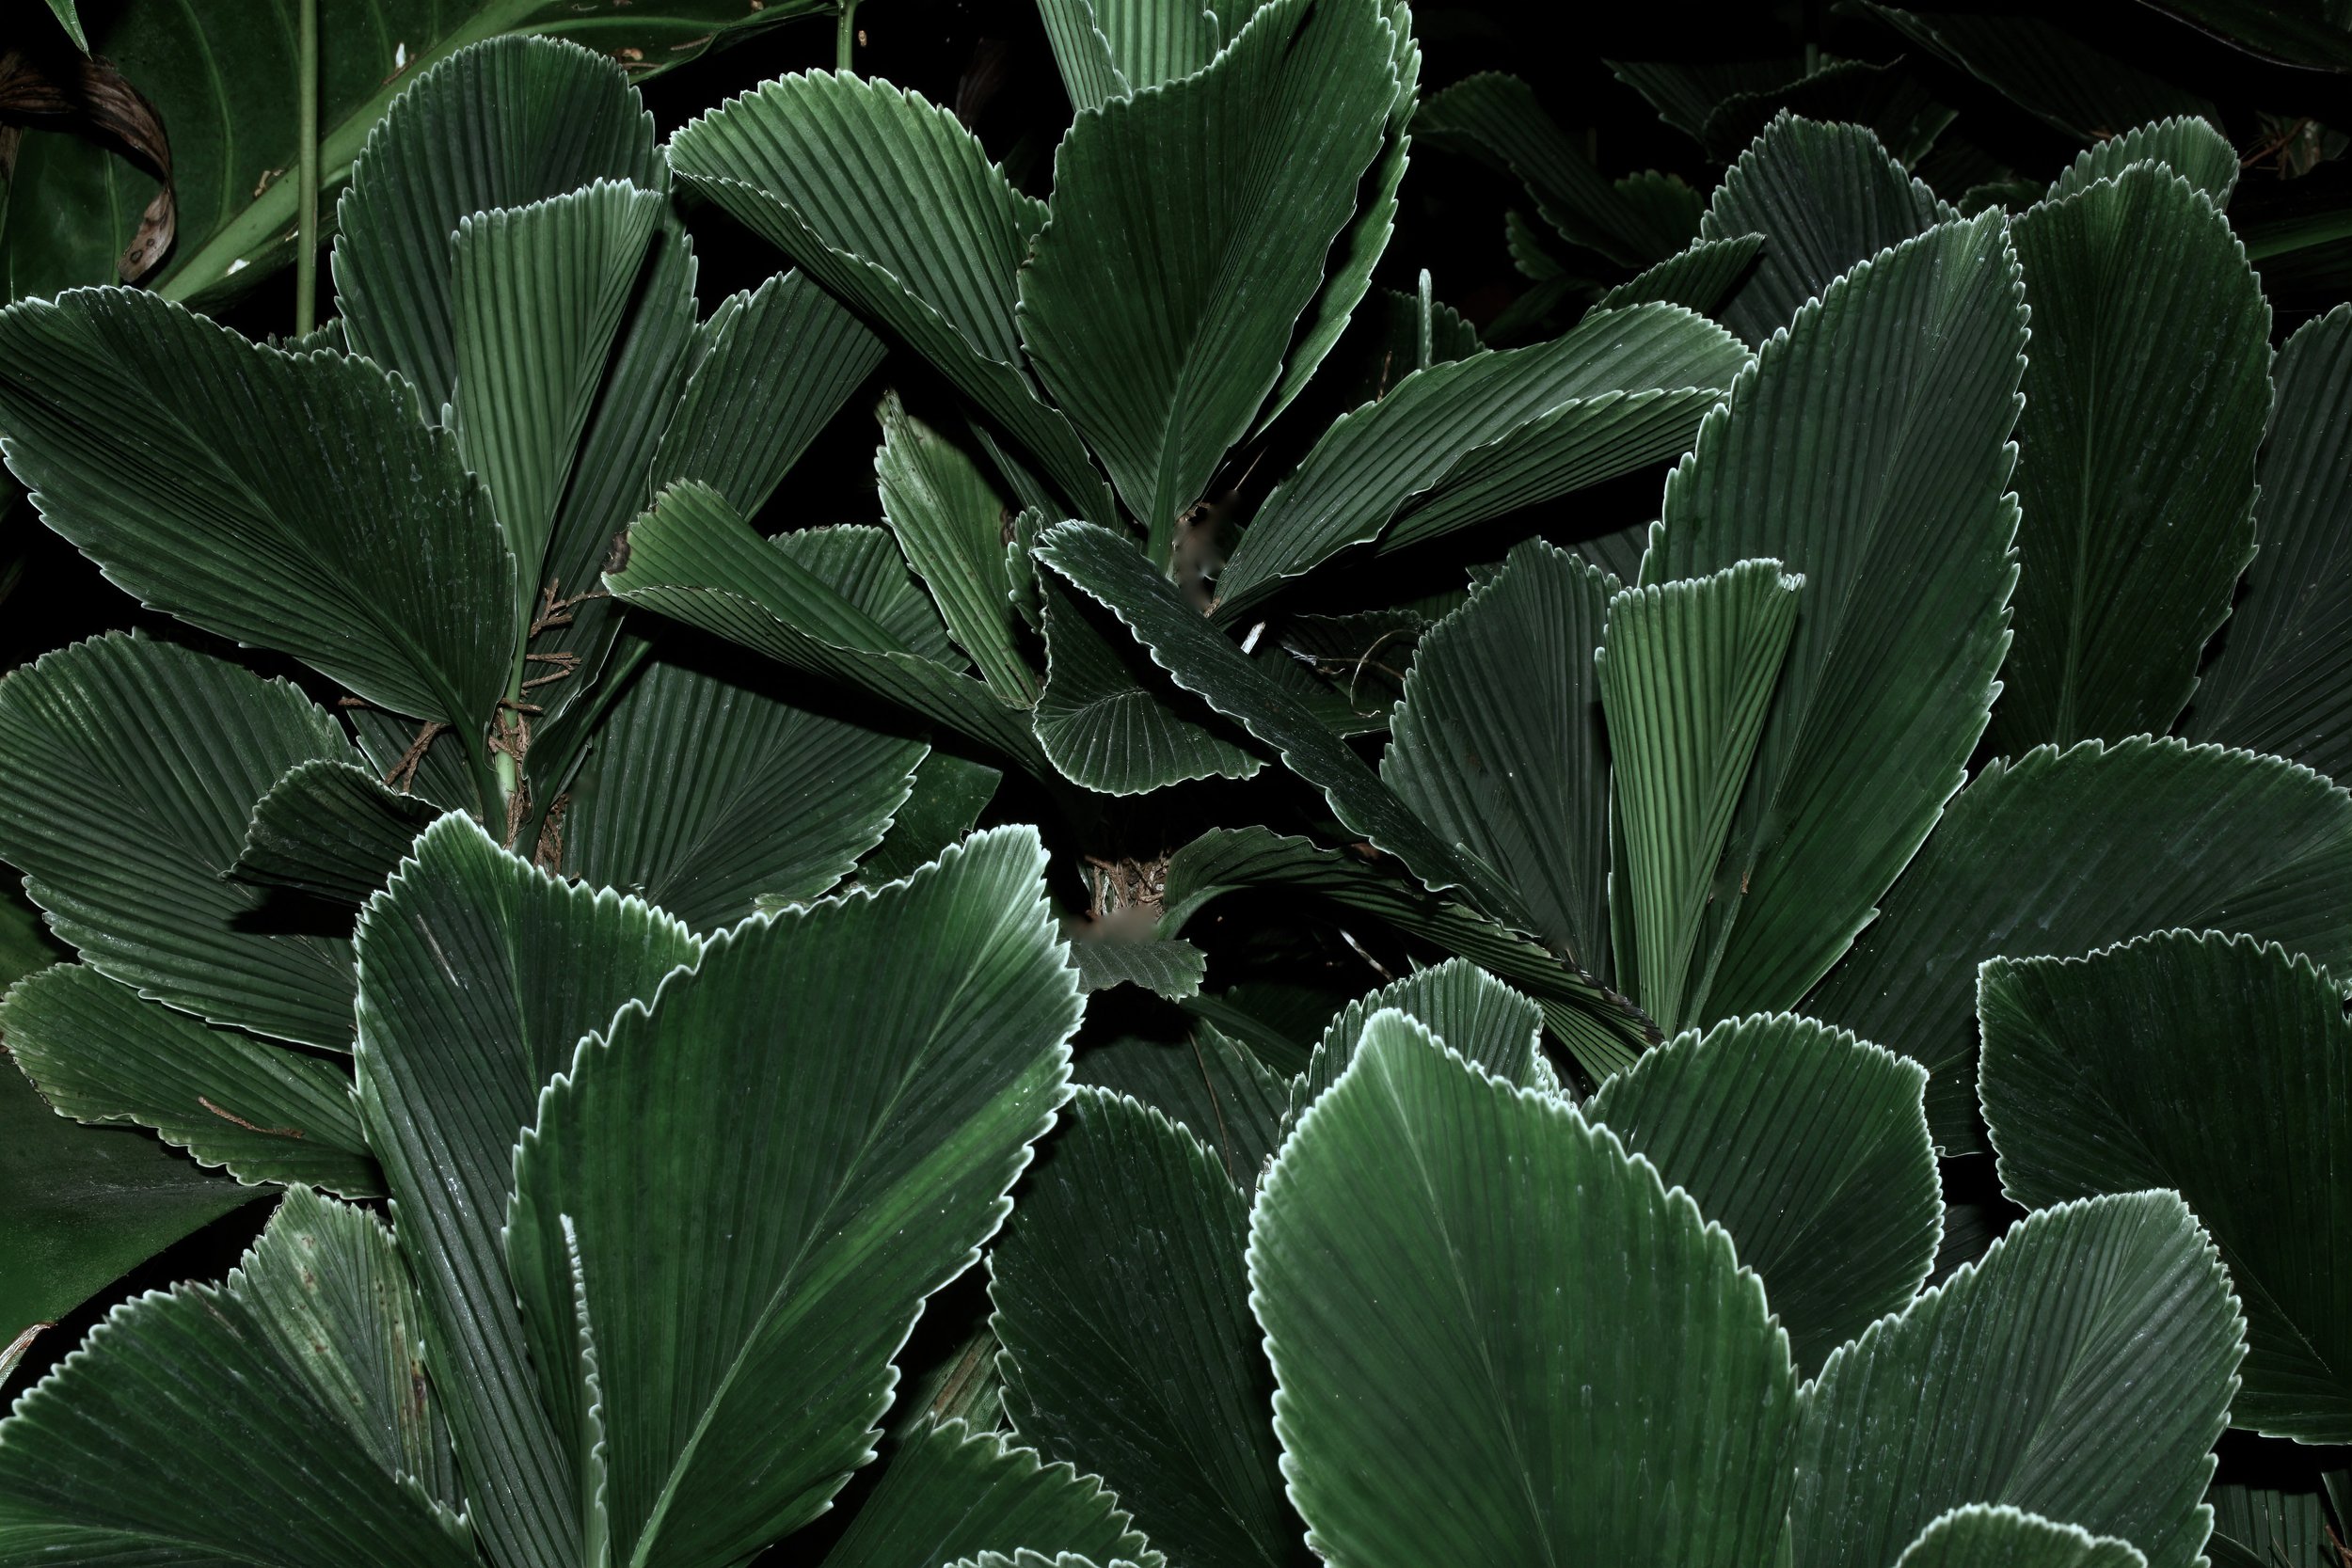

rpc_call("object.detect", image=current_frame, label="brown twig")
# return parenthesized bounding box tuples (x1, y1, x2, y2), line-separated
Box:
(383, 721, 446, 791)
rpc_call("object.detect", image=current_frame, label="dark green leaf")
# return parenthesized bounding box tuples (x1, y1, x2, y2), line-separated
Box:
(39, 1, 84, 52)
(861, 752, 1002, 885)
(1593, 233, 1764, 313)
(1290, 957, 1544, 1132)
(2207, 1481, 2339, 1568)
(821, 1417, 1154, 1568)
(1075, 1022, 1289, 1188)
(1069, 937, 1209, 1000)
(1037, 574, 1263, 794)
(878, 393, 1040, 705)
(1866, 8, 2217, 143)
(1894, 1507, 2149, 1568)
(2047, 116, 2237, 204)
(229, 760, 444, 906)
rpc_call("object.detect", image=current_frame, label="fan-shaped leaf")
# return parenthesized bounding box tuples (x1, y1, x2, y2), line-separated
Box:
(1979, 930, 2352, 1442)
(229, 760, 443, 906)
(1076, 1022, 1289, 1187)
(821, 1417, 1156, 1568)
(993, 1089, 1290, 1568)
(862, 752, 1002, 885)
(1585, 1013, 1938, 1371)
(1807, 737, 2352, 1149)
(1867, 8, 2216, 143)
(0, 634, 359, 1049)
(1251, 1013, 1799, 1567)
(507, 826, 1080, 1568)
(1291, 957, 1543, 1131)
(878, 395, 1041, 705)
(1070, 937, 1209, 1000)
(2048, 117, 2237, 204)
(1894, 1507, 2149, 1568)
(2206, 1482, 2340, 1568)
(0, 1188, 473, 1568)
(1641, 211, 2026, 1027)
(354, 815, 699, 1568)
(1594, 233, 1764, 312)
(1017, 0, 1396, 556)
(1037, 577, 1263, 793)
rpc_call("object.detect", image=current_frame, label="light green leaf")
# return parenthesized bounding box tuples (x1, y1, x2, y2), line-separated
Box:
(562, 654, 925, 932)
(992, 1088, 1290, 1568)
(878, 394, 1041, 705)
(2047, 117, 2238, 204)
(1075, 1022, 1289, 1187)
(1018, 0, 1397, 557)
(332, 36, 665, 406)
(355, 815, 699, 1568)
(508, 826, 1080, 1568)
(1979, 929, 2352, 1442)
(1593, 233, 1765, 312)
(1894, 1507, 2150, 1568)
(0, 290, 515, 740)
(861, 752, 1002, 885)
(1291, 957, 1543, 1132)
(1251, 1013, 1799, 1566)
(3, 965, 375, 1195)
(1807, 737, 2352, 1150)
(1585, 1013, 1938, 1372)
(2185, 303, 2352, 776)
(821, 1417, 1156, 1568)
(1991, 164, 2268, 748)
(1380, 540, 1613, 970)
(0, 634, 358, 1049)
(229, 760, 443, 906)
(1598, 560, 1800, 1033)
(1070, 937, 1209, 1000)
(1036, 574, 1263, 794)
(665, 72, 1110, 519)
(1642, 211, 2026, 1027)
(1788, 1191, 2244, 1568)
(1698, 112, 1951, 346)
(1212, 303, 1747, 619)
(0, 1187, 474, 1568)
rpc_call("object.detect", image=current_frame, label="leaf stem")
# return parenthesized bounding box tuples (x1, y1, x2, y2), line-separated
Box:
(294, 0, 320, 336)
(836, 0, 859, 71)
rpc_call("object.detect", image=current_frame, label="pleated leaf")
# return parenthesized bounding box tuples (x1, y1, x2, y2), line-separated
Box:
(1380, 539, 1613, 970)
(1641, 211, 2026, 1027)
(1584, 1013, 1939, 1372)
(878, 394, 1041, 705)
(820, 1417, 1155, 1568)
(1979, 930, 2352, 1442)
(861, 752, 1002, 885)
(1598, 560, 1801, 1033)
(665, 73, 1109, 518)
(0, 1187, 474, 1568)
(1699, 112, 1950, 346)
(1214, 303, 1745, 619)
(1894, 1507, 2150, 1568)
(0, 634, 359, 1049)
(354, 815, 700, 1568)
(1991, 163, 2268, 748)
(1290, 957, 1543, 1132)
(1787, 1191, 2244, 1568)
(561, 654, 925, 932)
(1037, 0, 1240, 106)
(2185, 303, 2352, 777)
(229, 760, 443, 906)
(2047, 116, 2237, 204)
(992, 1088, 1292, 1568)
(507, 826, 1080, 1568)
(1807, 737, 2352, 1150)
(1020, 0, 1397, 556)
(1250, 1013, 1799, 1567)
(1069, 936, 1208, 1000)
(1037, 573, 1263, 793)
(332, 35, 665, 405)
(1075, 1022, 1289, 1188)
(2206, 1483, 2340, 1568)
(0, 290, 516, 735)
(1593, 233, 1765, 312)
(2, 965, 375, 1195)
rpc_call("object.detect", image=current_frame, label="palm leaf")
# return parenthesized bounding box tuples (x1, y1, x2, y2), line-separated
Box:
(820, 1417, 1156, 1568)
(1036, 575, 1263, 794)
(878, 394, 1041, 705)
(1075, 1022, 1289, 1187)
(229, 760, 443, 906)
(1289, 957, 1544, 1132)
(2047, 116, 2238, 203)
(1593, 233, 1765, 312)
(1894, 1507, 2150, 1568)
(861, 752, 1003, 884)
(1069, 937, 1210, 1000)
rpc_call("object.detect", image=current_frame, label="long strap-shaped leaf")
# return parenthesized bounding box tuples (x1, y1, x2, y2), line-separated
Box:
(0, 289, 516, 741)
(1018, 0, 1399, 558)
(0, 1188, 474, 1568)
(1642, 210, 2026, 1028)
(508, 827, 1081, 1568)
(666, 72, 1111, 519)
(356, 816, 700, 1568)
(1807, 737, 2352, 1150)
(1990, 162, 2268, 748)
(1979, 930, 2352, 1442)
(1250, 1014, 1799, 1567)
(1213, 303, 1747, 619)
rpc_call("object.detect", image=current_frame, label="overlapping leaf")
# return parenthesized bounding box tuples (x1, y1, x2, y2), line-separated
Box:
(861, 752, 1002, 884)
(1069, 937, 1210, 1000)
(229, 761, 443, 906)
(1036, 577, 1263, 793)
(878, 395, 1040, 705)
(1076, 1022, 1290, 1187)
(2047, 117, 2237, 204)
(1290, 958, 1543, 1131)
(1594, 233, 1764, 312)
(821, 1417, 1155, 1568)
(1894, 1507, 2150, 1568)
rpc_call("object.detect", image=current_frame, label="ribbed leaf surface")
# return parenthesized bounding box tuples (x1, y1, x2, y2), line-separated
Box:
(1251, 1014, 1798, 1566)
(1594, 233, 1765, 312)
(1037, 0, 1234, 105)
(878, 394, 1040, 705)
(862, 752, 1002, 884)
(1979, 930, 2352, 1441)
(1214, 304, 1743, 618)
(1585, 1013, 1938, 1372)
(1598, 560, 1800, 1032)
(2047, 117, 2237, 204)
(1699, 112, 1949, 346)
(1788, 1191, 2244, 1568)
(0, 291, 515, 733)
(563, 655, 924, 932)
(1992, 164, 2268, 747)
(1076, 1022, 1288, 1187)
(993, 1089, 1292, 1568)
(331, 36, 664, 404)
(508, 827, 1080, 1568)
(0, 634, 358, 1048)
(2, 965, 375, 1195)
(229, 760, 442, 906)
(354, 816, 699, 1568)
(1380, 540, 1613, 970)
(665, 73, 1108, 517)
(1807, 738, 2352, 1149)
(1290, 958, 1542, 1132)
(1894, 1507, 2150, 1568)
(1069, 937, 1209, 999)
(2185, 304, 2352, 777)
(821, 1417, 1154, 1568)
(2206, 1483, 2338, 1568)
(0, 1189, 474, 1568)
(1642, 212, 2026, 1026)
(1037, 576, 1263, 793)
